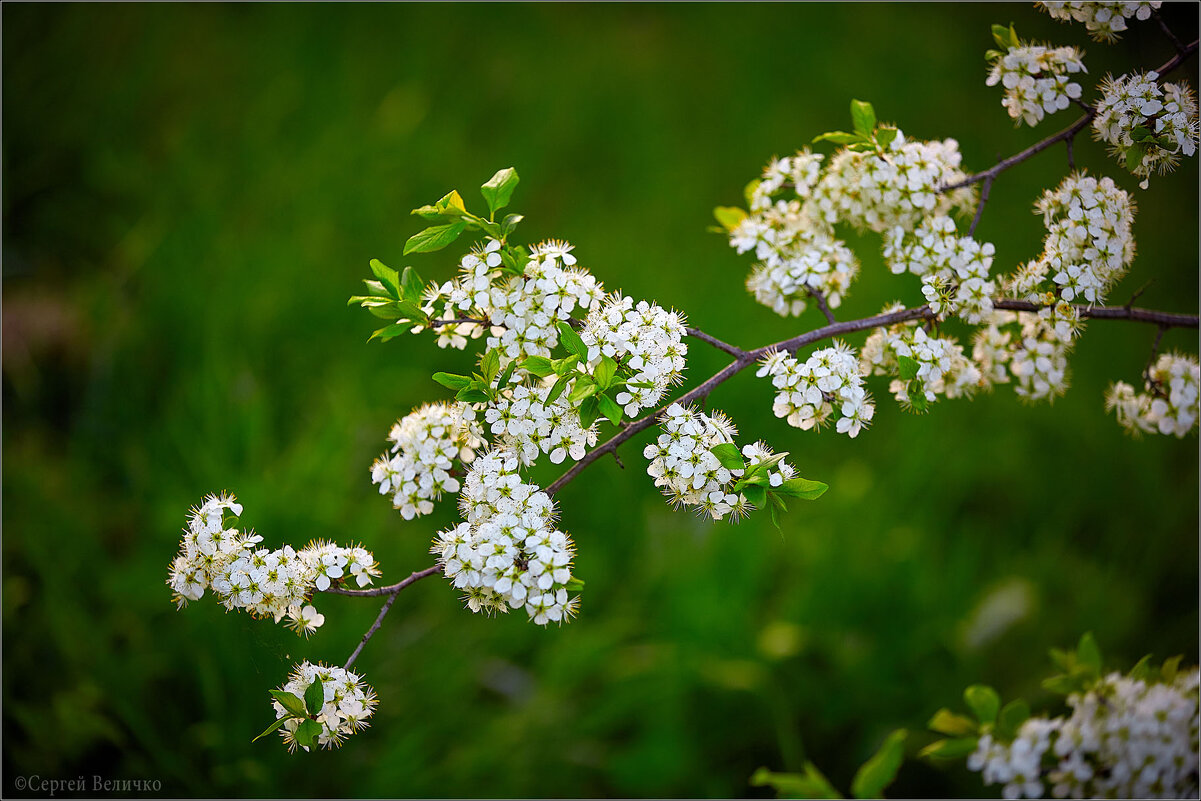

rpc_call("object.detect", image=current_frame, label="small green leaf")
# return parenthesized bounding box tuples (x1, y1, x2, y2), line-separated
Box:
(399, 266, 425, 302)
(269, 690, 309, 719)
(578, 396, 600, 429)
(481, 167, 519, 217)
(435, 189, 466, 214)
(1162, 655, 1183, 683)
(919, 737, 979, 760)
(432, 372, 472, 391)
(565, 577, 585, 592)
(875, 127, 898, 149)
(403, 222, 467, 255)
(851, 729, 907, 800)
(813, 131, 867, 146)
(368, 321, 411, 343)
(501, 213, 524, 236)
(714, 206, 749, 231)
(963, 685, 1000, 725)
(557, 321, 587, 358)
(850, 99, 877, 136)
(552, 354, 580, 375)
(897, 355, 921, 380)
(750, 764, 843, 800)
(1049, 647, 1075, 672)
(569, 376, 598, 403)
(480, 348, 500, 383)
(522, 356, 555, 378)
(992, 23, 1013, 50)
(304, 678, 325, 716)
(1129, 654, 1157, 682)
(497, 357, 518, 389)
(545, 374, 571, 405)
(1076, 632, 1102, 674)
(369, 259, 402, 299)
(710, 442, 747, 471)
(928, 708, 977, 737)
(743, 178, 762, 206)
(594, 355, 619, 389)
(597, 393, 623, 425)
(1041, 675, 1082, 695)
(455, 388, 491, 404)
(996, 699, 1030, 741)
(252, 716, 292, 743)
(294, 718, 324, 750)
(744, 484, 768, 509)
(775, 477, 829, 500)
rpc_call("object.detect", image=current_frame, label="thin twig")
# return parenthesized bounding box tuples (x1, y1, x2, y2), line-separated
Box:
(1143, 325, 1169, 386)
(992, 299, 1198, 328)
(428, 317, 490, 328)
(345, 589, 401, 669)
(806, 288, 837, 324)
(969, 175, 994, 236)
(325, 564, 442, 598)
(685, 327, 746, 358)
(1153, 8, 1188, 56)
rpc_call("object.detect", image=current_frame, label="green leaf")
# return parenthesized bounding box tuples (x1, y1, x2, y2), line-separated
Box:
(403, 222, 467, 255)
(897, 355, 921, 380)
(775, 477, 829, 501)
(710, 442, 746, 471)
(750, 764, 843, 800)
(497, 357, 518, 389)
(996, 699, 1030, 741)
(522, 356, 555, 378)
(851, 729, 907, 800)
(369, 259, 402, 299)
(252, 716, 292, 743)
(594, 355, 619, 389)
(481, 167, 519, 217)
(598, 393, 623, 425)
(714, 206, 749, 231)
(1129, 654, 1156, 682)
(963, 685, 1000, 725)
(1041, 675, 1081, 695)
(501, 213, 524, 236)
(435, 189, 466, 215)
(875, 127, 898, 149)
(304, 678, 325, 716)
(480, 348, 500, 383)
(812, 131, 867, 146)
(743, 178, 762, 206)
(455, 388, 491, 404)
(557, 321, 588, 358)
(552, 354, 580, 375)
(565, 577, 585, 593)
(850, 99, 877, 136)
(269, 690, 309, 719)
(399, 266, 425, 302)
(992, 23, 1016, 50)
(919, 737, 979, 760)
(294, 718, 324, 750)
(432, 372, 472, 391)
(545, 374, 571, 405)
(1162, 654, 1183, 683)
(928, 708, 977, 737)
(578, 396, 600, 429)
(1049, 647, 1075, 672)
(569, 376, 598, 403)
(744, 484, 768, 510)
(1076, 632, 1102, 674)
(368, 321, 411, 343)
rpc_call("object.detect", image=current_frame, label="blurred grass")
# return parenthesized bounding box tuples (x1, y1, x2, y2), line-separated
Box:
(2, 3, 1197, 798)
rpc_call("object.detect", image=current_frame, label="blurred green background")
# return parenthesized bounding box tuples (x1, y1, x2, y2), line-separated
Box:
(3, 3, 1198, 798)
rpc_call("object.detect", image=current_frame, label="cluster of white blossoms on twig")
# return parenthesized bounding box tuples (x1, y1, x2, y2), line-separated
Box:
(431, 449, 578, 624)
(485, 381, 598, 465)
(758, 344, 875, 437)
(1093, 71, 1199, 183)
(883, 214, 997, 323)
(581, 296, 688, 417)
(863, 314, 983, 410)
(1107, 352, 1201, 437)
(968, 667, 1200, 799)
(643, 403, 798, 521)
(987, 42, 1086, 127)
(167, 493, 380, 635)
(1039, 1, 1161, 42)
(269, 661, 378, 752)
(370, 401, 483, 520)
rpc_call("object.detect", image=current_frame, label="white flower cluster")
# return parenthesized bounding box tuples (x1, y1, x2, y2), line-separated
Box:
(643, 403, 795, 521)
(370, 401, 484, 520)
(272, 661, 378, 751)
(862, 315, 983, 409)
(733, 150, 860, 318)
(167, 494, 380, 633)
(810, 130, 976, 234)
(1039, 1, 1162, 42)
(1093, 71, 1199, 182)
(421, 238, 604, 356)
(431, 449, 578, 625)
(1107, 352, 1201, 437)
(968, 667, 1200, 799)
(485, 381, 598, 465)
(580, 295, 688, 417)
(758, 344, 875, 437)
(882, 215, 998, 323)
(986, 43, 1086, 127)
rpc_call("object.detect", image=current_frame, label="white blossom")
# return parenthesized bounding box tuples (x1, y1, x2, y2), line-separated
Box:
(272, 661, 378, 751)
(987, 43, 1086, 127)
